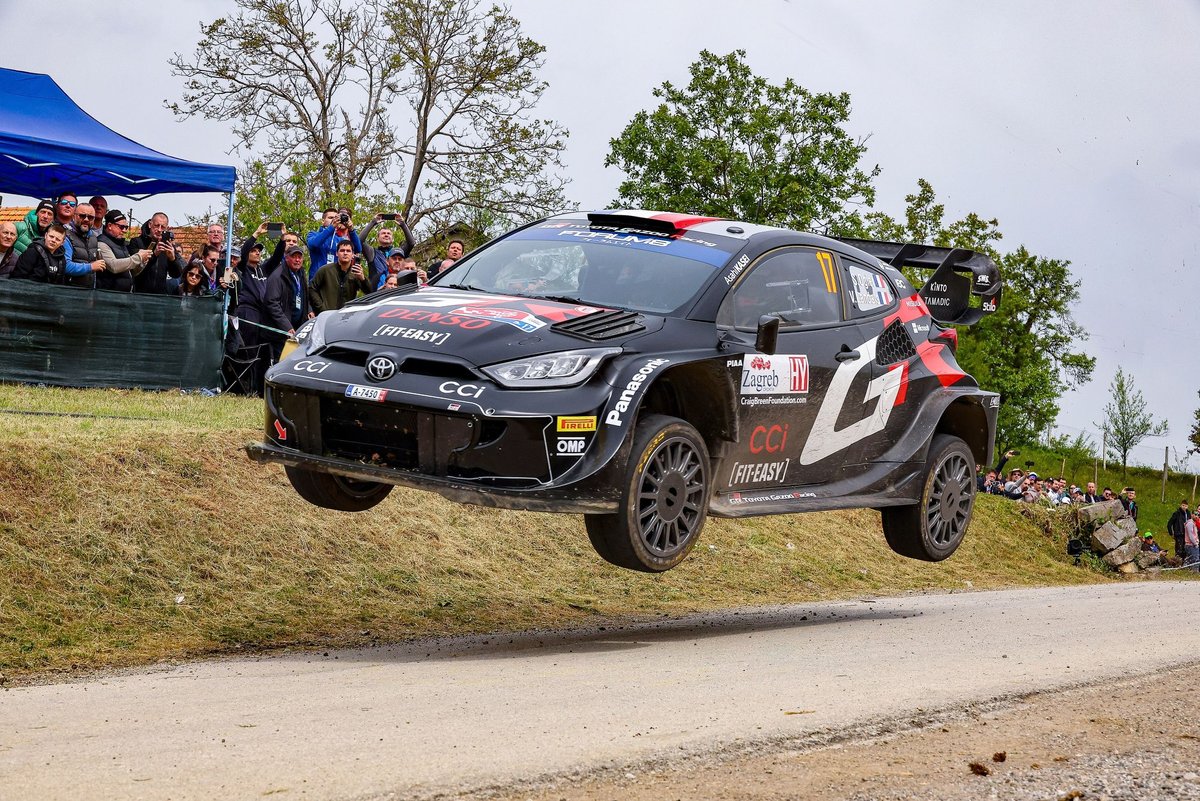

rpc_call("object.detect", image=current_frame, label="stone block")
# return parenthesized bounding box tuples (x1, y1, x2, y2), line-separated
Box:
(1135, 552, 1162, 569)
(1078, 499, 1126, 526)
(1091, 521, 1124, 553)
(1117, 561, 1139, 574)
(1103, 537, 1143, 567)
(1114, 517, 1139, 540)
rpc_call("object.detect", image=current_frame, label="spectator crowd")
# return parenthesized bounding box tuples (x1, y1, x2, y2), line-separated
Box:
(0, 192, 467, 392)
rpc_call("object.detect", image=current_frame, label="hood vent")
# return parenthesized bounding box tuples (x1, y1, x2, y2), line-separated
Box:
(876, 319, 916, 366)
(399, 357, 477, 380)
(552, 310, 645, 341)
(317, 345, 369, 367)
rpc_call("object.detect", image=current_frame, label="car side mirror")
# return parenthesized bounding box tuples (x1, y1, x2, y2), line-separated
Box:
(755, 315, 779, 355)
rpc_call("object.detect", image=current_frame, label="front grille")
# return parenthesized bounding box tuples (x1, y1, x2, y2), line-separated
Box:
(314, 396, 552, 484)
(553, 310, 644, 341)
(876, 319, 916, 366)
(318, 345, 370, 367)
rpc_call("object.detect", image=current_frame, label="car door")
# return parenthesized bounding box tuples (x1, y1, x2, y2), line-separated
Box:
(717, 246, 872, 491)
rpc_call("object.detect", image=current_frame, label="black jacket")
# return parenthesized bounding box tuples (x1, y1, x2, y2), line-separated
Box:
(1168, 507, 1190, 536)
(270, 265, 310, 333)
(129, 229, 185, 294)
(12, 239, 67, 283)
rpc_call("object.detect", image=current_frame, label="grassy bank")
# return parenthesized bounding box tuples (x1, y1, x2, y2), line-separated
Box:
(1, 386, 1117, 680)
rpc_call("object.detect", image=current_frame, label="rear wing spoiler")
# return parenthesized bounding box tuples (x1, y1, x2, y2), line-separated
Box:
(835, 237, 1001, 326)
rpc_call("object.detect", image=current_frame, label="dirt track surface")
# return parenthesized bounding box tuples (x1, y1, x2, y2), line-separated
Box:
(3, 583, 1199, 800)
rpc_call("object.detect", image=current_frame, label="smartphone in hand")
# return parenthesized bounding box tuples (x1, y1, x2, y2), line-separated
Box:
(266, 222, 283, 239)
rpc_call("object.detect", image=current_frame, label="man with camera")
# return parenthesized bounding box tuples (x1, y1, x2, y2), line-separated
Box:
(129, 212, 185, 294)
(305, 207, 362, 280)
(360, 212, 402, 291)
(309, 240, 369, 313)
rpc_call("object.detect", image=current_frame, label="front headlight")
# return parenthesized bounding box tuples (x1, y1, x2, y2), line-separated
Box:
(482, 348, 620, 388)
(295, 314, 329, 356)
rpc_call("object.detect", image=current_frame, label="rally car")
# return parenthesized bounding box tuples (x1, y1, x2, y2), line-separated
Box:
(247, 210, 1001, 573)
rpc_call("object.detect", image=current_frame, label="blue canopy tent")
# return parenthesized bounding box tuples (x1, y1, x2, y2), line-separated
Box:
(0, 67, 235, 198)
(0, 67, 239, 390)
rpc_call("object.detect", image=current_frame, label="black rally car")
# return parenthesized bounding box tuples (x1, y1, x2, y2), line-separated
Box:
(247, 210, 1001, 572)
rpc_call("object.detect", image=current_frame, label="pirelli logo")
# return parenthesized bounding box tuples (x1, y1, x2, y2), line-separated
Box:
(557, 415, 597, 432)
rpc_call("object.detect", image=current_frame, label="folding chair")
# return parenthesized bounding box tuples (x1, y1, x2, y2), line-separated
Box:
(222, 342, 271, 395)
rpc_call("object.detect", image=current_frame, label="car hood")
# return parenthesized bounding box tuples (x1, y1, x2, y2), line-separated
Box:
(323, 286, 658, 364)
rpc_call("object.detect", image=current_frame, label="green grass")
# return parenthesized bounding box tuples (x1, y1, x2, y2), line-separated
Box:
(0, 387, 1180, 682)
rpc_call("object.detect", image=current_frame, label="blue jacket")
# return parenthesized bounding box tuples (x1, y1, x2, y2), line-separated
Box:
(305, 226, 361, 280)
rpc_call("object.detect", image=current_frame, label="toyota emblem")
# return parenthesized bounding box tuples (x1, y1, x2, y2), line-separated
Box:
(366, 355, 397, 382)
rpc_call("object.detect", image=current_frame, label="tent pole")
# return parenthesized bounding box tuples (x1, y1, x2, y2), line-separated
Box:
(222, 189, 236, 338)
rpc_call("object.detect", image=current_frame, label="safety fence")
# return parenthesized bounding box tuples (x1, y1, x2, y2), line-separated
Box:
(0, 281, 223, 390)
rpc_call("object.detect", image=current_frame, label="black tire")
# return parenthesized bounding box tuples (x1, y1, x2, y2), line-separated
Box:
(585, 414, 710, 572)
(882, 434, 976, 561)
(284, 465, 393, 512)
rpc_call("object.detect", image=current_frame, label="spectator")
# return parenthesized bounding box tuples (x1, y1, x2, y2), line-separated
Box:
(361, 213, 400, 289)
(270, 245, 312, 344)
(1140, 531, 1164, 554)
(446, 238, 464, 264)
(192, 245, 222, 292)
(62, 202, 105, 288)
(376, 251, 421, 291)
(53, 192, 78, 226)
(309, 240, 368, 313)
(176, 264, 211, 297)
(1120, 487, 1139, 523)
(88, 196, 109, 235)
(1102, 487, 1115, 501)
(96, 210, 152, 292)
(14, 200, 55, 255)
(240, 222, 291, 276)
(306, 207, 362, 279)
(231, 241, 281, 394)
(128, 212, 185, 294)
(12, 223, 68, 283)
(190, 223, 226, 263)
(1185, 512, 1200, 572)
(0, 222, 19, 278)
(1081, 482, 1100, 503)
(1167, 500, 1190, 563)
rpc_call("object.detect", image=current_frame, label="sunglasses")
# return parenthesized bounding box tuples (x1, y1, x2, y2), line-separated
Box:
(187, 272, 202, 278)
(76, 213, 95, 220)
(115, 223, 129, 230)
(57, 200, 77, 207)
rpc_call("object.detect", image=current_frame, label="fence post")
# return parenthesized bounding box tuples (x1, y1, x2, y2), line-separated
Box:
(1193, 474, 1197, 506)
(1162, 446, 1169, 503)
(1094, 459, 1098, 486)
(1102, 430, 1107, 471)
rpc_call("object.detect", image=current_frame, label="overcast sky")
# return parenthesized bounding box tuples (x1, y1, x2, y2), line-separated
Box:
(3, 0, 1197, 470)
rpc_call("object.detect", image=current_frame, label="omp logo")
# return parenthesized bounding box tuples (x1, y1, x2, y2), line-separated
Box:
(556, 437, 587, 456)
(557, 416, 597, 432)
(366, 356, 397, 381)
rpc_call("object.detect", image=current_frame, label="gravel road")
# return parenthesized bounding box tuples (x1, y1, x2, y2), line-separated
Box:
(2, 582, 1198, 800)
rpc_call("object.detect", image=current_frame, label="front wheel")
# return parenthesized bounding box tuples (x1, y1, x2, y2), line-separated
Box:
(284, 465, 393, 512)
(881, 434, 976, 561)
(585, 414, 710, 573)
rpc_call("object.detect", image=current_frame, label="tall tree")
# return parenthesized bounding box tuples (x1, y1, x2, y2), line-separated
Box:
(169, 0, 567, 232)
(605, 49, 879, 233)
(857, 179, 1093, 446)
(1097, 366, 1168, 476)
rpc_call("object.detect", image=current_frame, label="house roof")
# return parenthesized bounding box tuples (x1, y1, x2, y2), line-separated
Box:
(0, 206, 209, 256)
(0, 206, 32, 223)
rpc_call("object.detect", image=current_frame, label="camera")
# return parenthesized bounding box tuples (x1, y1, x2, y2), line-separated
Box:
(339, 212, 350, 226)
(161, 229, 174, 242)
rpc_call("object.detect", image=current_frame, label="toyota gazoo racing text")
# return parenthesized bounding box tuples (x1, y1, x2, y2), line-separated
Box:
(247, 210, 1002, 573)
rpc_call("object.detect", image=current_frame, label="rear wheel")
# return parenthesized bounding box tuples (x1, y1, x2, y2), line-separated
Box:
(585, 414, 710, 572)
(284, 465, 393, 512)
(882, 434, 975, 561)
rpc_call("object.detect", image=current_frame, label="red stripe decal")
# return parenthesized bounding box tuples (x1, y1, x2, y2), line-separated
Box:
(649, 212, 722, 229)
(884, 293, 929, 327)
(892, 362, 909, 406)
(916, 341, 966, 387)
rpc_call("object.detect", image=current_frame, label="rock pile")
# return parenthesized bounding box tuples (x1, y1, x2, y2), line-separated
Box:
(1074, 499, 1165, 574)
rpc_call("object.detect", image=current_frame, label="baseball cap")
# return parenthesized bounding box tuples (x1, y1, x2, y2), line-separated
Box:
(1027, 471, 1038, 479)
(250, 241, 265, 252)
(36, 200, 56, 214)
(388, 250, 405, 259)
(1142, 531, 1154, 539)
(103, 209, 127, 226)
(285, 245, 304, 257)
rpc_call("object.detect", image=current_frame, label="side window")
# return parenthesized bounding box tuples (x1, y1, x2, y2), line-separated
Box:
(842, 258, 897, 319)
(717, 247, 844, 330)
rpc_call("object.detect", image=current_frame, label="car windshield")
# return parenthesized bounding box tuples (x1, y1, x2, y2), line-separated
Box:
(435, 222, 737, 315)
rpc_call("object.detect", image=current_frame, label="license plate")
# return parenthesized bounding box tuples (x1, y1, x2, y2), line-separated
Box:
(345, 384, 388, 402)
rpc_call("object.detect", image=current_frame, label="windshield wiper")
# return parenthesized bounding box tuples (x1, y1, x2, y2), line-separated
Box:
(445, 283, 491, 292)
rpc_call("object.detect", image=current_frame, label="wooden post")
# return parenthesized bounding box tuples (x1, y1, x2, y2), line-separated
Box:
(1102, 430, 1107, 471)
(1192, 473, 1197, 505)
(1094, 459, 1099, 486)
(1060, 457, 1066, 479)
(1162, 446, 1169, 503)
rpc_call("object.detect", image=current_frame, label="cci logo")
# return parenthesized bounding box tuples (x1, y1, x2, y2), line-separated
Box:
(750, 424, 789, 454)
(366, 355, 397, 382)
(439, 381, 485, 398)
